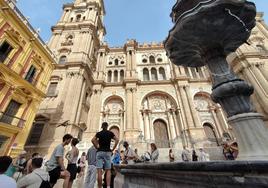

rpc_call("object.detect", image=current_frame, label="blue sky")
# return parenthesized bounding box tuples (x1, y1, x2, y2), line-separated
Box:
(16, 0, 268, 46)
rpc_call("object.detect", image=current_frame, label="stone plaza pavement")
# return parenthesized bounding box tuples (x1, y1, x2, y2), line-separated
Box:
(54, 175, 98, 188)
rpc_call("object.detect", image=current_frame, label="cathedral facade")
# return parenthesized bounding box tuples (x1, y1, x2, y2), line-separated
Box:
(25, 0, 268, 160)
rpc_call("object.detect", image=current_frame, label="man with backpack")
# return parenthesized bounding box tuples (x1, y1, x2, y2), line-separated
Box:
(17, 157, 51, 188)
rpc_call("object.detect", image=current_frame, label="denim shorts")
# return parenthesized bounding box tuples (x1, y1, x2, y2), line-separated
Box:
(96, 151, 112, 169)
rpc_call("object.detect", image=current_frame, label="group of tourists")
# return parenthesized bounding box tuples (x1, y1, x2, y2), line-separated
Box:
(0, 121, 239, 188)
(180, 146, 210, 162)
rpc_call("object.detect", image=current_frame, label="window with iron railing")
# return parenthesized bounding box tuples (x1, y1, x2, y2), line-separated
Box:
(25, 65, 37, 83)
(26, 123, 45, 145)
(0, 41, 13, 63)
(0, 135, 8, 150)
(0, 100, 25, 128)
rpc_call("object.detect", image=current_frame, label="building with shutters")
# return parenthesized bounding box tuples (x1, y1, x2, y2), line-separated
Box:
(0, 0, 55, 156)
(25, 0, 268, 160)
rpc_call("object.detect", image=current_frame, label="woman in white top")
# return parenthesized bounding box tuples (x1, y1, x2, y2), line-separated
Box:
(150, 143, 159, 163)
(123, 141, 136, 165)
(66, 138, 79, 188)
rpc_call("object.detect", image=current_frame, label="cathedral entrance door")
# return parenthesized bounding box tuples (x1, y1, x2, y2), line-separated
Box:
(153, 119, 170, 148)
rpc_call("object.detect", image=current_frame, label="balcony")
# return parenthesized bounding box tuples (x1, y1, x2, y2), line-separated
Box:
(0, 112, 26, 128)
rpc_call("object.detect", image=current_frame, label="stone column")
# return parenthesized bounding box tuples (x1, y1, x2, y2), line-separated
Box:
(125, 88, 132, 130)
(75, 80, 86, 124)
(259, 63, 268, 81)
(249, 63, 268, 94)
(215, 106, 229, 134)
(126, 51, 131, 77)
(178, 85, 194, 128)
(185, 85, 200, 127)
(148, 112, 154, 141)
(242, 66, 268, 114)
(86, 87, 102, 133)
(131, 51, 137, 77)
(119, 111, 124, 140)
(209, 105, 222, 138)
(70, 75, 84, 124)
(167, 110, 176, 139)
(132, 88, 139, 130)
(171, 109, 180, 137)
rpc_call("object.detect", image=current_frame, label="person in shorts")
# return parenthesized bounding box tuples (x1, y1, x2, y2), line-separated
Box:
(91, 122, 119, 188)
(66, 138, 79, 188)
(46, 134, 72, 188)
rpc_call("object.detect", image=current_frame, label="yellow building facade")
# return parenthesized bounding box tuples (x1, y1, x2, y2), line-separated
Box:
(0, 0, 55, 157)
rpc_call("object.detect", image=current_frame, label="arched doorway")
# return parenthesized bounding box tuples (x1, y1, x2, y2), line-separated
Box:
(153, 119, 170, 148)
(203, 123, 219, 146)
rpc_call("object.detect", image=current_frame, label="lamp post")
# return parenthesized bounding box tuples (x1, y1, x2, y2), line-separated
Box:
(165, 0, 268, 160)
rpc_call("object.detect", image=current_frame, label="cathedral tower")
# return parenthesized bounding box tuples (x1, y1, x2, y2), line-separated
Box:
(25, 0, 106, 154)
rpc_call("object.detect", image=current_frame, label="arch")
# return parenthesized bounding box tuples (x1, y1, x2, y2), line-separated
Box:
(114, 59, 118, 65)
(149, 56, 155, 64)
(142, 58, 147, 63)
(58, 56, 67, 64)
(103, 95, 125, 107)
(114, 70, 118, 82)
(120, 70, 124, 82)
(141, 91, 178, 108)
(203, 123, 219, 145)
(143, 68, 149, 81)
(151, 68, 158, 81)
(76, 14, 81, 21)
(153, 119, 170, 148)
(256, 44, 267, 52)
(159, 67, 166, 80)
(107, 70, 112, 82)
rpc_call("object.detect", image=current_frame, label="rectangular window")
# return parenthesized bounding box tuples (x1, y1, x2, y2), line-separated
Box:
(25, 65, 36, 83)
(0, 41, 13, 63)
(46, 82, 58, 96)
(26, 123, 45, 145)
(0, 135, 9, 152)
(0, 100, 21, 124)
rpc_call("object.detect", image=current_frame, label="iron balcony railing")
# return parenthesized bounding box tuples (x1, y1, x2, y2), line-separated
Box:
(0, 112, 26, 128)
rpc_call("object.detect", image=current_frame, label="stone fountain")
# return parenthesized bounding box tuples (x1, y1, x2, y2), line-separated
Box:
(164, 0, 268, 160)
(114, 1, 268, 187)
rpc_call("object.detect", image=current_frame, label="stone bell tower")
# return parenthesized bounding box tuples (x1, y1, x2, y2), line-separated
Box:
(30, 0, 106, 154)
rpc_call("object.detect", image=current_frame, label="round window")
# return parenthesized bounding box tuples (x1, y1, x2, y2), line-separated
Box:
(157, 58, 163, 62)
(142, 59, 148, 63)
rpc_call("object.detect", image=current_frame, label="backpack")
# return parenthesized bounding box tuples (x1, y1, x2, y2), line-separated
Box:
(35, 172, 51, 188)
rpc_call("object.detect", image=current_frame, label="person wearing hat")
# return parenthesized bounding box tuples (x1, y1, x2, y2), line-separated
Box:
(92, 122, 119, 188)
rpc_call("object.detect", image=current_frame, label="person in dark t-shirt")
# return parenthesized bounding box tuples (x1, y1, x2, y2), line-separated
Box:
(92, 122, 119, 188)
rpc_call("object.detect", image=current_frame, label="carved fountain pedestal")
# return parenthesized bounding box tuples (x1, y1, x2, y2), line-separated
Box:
(165, 0, 268, 160)
(114, 1, 268, 187)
